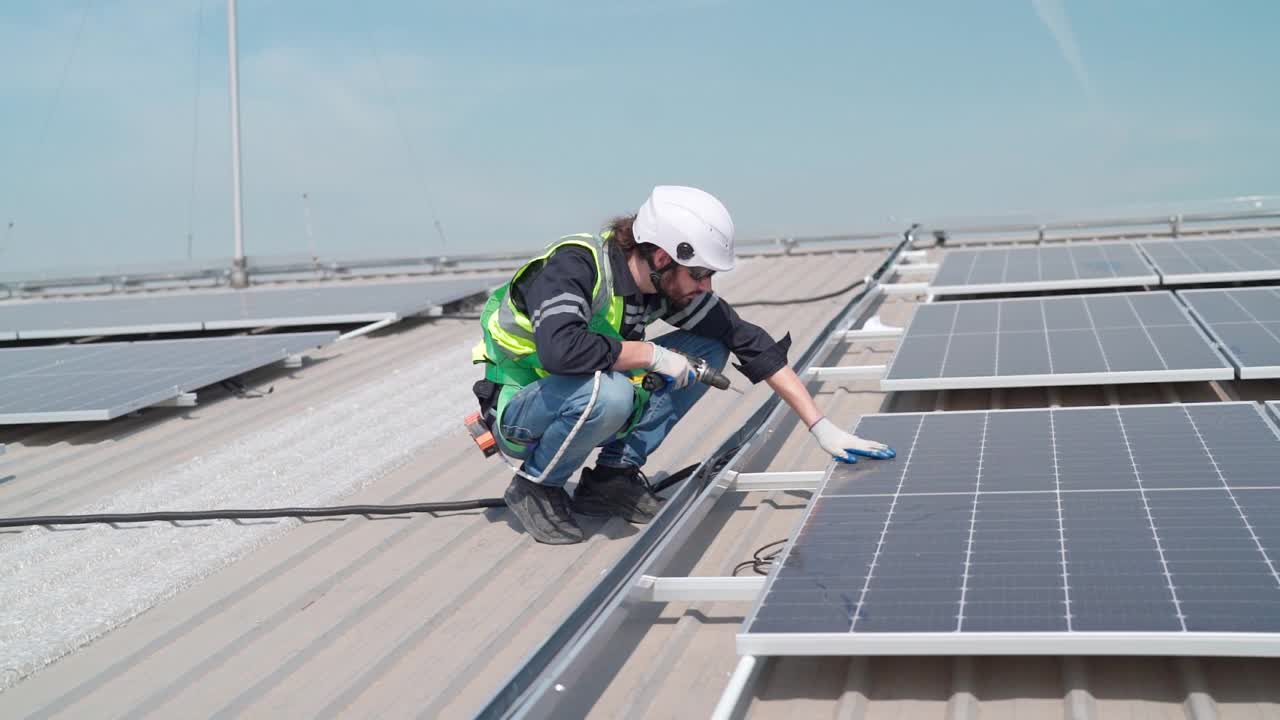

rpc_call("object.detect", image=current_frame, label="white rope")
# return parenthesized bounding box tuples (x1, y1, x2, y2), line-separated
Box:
(500, 370, 603, 484)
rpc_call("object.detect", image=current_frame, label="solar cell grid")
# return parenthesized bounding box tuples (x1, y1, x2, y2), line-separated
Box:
(0, 277, 500, 340)
(1141, 237, 1280, 285)
(882, 291, 1233, 390)
(740, 402, 1280, 656)
(928, 243, 1158, 295)
(0, 332, 336, 423)
(1179, 287, 1280, 379)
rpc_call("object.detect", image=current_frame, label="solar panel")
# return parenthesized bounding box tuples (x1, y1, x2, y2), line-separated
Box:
(0, 277, 500, 340)
(1178, 287, 1280, 379)
(882, 291, 1233, 390)
(928, 243, 1158, 295)
(1141, 237, 1280, 285)
(739, 402, 1280, 656)
(0, 332, 336, 424)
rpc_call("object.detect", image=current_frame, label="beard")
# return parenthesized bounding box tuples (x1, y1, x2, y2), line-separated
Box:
(659, 272, 695, 310)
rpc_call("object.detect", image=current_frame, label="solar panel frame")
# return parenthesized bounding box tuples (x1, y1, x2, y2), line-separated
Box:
(17, 321, 206, 341)
(1270, 401, 1280, 424)
(1178, 287, 1280, 379)
(928, 243, 1159, 296)
(0, 277, 500, 340)
(738, 402, 1280, 657)
(0, 331, 336, 424)
(201, 312, 393, 332)
(881, 291, 1234, 391)
(1140, 237, 1280, 285)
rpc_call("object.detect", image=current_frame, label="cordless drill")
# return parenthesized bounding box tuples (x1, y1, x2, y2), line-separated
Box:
(640, 353, 733, 392)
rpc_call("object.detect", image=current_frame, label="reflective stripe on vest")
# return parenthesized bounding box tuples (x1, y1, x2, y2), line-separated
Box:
(472, 233, 643, 457)
(483, 234, 621, 370)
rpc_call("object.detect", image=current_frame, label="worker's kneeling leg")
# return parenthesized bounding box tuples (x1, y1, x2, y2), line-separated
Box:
(503, 371, 634, 488)
(598, 330, 729, 470)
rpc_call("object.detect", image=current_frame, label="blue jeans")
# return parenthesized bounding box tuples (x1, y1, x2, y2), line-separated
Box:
(499, 331, 730, 488)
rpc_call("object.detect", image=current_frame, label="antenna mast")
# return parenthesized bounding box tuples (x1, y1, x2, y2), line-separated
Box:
(227, 0, 249, 288)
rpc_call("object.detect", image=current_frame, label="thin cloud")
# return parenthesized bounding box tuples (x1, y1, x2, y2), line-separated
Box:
(1031, 0, 1099, 105)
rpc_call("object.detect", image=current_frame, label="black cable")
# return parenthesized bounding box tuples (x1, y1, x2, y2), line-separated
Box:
(221, 378, 273, 398)
(733, 538, 787, 576)
(0, 461, 707, 530)
(719, 277, 867, 308)
(0, 500, 507, 529)
(649, 462, 700, 495)
(436, 276, 868, 322)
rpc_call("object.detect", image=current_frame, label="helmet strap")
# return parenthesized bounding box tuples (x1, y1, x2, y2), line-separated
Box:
(645, 253, 678, 301)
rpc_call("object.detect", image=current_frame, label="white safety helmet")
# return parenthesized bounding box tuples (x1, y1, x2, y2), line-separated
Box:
(633, 186, 736, 272)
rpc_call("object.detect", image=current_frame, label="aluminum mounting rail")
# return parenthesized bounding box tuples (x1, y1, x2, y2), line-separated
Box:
(892, 262, 939, 274)
(879, 281, 931, 297)
(802, 364, 888, 381)
(633, 575, 766, 604)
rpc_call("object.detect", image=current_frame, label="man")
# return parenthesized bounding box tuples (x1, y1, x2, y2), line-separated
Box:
(472, 186, 895, 544)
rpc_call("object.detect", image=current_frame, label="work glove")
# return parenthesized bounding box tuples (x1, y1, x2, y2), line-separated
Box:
(647, 343, 696, 391)
(809, 417, 896, 464)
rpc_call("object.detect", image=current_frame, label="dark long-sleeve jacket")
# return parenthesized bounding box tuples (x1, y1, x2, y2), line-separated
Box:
(514, 241, 790, 383)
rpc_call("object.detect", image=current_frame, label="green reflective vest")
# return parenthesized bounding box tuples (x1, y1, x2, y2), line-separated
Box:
(471, 233, 649, 455)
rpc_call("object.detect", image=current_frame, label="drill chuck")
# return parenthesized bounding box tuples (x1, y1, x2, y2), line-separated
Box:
(695, 363, 731, 390)
(641, 356, 732, 392)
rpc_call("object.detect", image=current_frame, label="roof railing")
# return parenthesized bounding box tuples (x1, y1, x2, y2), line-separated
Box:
(3, 205, 1278, 299)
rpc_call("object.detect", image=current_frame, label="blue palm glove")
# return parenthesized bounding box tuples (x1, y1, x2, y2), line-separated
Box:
(809, 418, 896, 464)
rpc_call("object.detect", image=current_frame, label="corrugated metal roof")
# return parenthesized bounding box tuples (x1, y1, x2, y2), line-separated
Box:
(2, 243, 1279, 719)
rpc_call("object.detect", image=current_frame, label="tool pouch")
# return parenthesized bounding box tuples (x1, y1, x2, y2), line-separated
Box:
(472, 378, 533, 460)
(472, 379, 500, 431)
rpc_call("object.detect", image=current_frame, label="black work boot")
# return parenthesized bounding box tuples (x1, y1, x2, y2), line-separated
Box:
(572, 465, 664, 524)
(503, 474, 585, 545)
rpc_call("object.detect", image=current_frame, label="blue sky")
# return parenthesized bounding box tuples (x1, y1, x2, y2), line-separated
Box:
(1, 1, 1277, 272)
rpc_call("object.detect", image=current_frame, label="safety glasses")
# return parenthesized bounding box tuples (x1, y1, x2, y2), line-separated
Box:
(686, 266, 716, 281)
